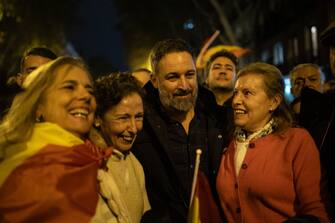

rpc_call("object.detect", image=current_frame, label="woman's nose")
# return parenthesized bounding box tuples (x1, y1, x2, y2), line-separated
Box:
(232, 92, 241, 105)
(127, 118, 138, 133)
(78, 86, 94, 101)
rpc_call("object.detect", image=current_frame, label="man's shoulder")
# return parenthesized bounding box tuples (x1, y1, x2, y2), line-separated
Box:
(197, 85, 232, 128)
(141, 82, 161, 114)
(300, 88, 335, 121)
(197, 85, 220, 116)
(197, 85, 216, 104)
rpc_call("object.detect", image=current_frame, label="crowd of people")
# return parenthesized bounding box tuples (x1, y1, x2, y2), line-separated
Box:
(0, 20, 334, 223)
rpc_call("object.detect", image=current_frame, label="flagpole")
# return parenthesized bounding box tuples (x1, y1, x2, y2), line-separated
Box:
(189, 149, 202, 207)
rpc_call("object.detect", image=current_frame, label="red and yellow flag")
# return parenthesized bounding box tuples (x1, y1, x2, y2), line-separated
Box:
(188, 171, 223, 223)
(0, 123, 110, 223)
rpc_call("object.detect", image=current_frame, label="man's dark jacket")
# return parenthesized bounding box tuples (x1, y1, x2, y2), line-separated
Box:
(300, 88, 335, 219)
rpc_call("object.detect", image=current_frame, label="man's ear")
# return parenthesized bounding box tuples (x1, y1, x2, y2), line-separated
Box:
(151, 74, 159, 89)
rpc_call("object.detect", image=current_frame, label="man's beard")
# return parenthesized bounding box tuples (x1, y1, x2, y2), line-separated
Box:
(158, 86, 198, 112)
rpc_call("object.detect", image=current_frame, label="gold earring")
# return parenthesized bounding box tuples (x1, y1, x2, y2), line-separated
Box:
(35, 115, 44, 122)
(94, 120, 101, 128)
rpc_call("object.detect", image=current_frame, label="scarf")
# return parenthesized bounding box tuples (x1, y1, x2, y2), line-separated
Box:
(234, 119, 277, 142)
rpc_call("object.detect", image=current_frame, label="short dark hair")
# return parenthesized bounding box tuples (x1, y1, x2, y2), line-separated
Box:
(20, 47, 57, 72)
(94, 72, 144, 117)
(150, 38, 194, 74)
(205, 50, 238, 76)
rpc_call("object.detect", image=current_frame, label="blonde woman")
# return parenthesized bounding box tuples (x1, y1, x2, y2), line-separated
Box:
(0, 57, 111, 222)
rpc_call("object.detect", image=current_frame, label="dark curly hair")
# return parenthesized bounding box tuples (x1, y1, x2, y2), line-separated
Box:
(94, 72, 144, 117)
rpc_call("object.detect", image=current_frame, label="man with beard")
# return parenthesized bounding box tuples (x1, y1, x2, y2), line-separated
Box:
(133, 39, 226, 222)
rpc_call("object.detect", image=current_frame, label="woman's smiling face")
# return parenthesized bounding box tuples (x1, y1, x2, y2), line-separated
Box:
(36, 64, 96, 138)
(101, 92, 144, 152)
(232, 73, 279, 133)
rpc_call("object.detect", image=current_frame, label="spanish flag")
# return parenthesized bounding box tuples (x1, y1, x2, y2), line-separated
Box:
(0, 123, 111, 223)
(188, 150, 223, 223)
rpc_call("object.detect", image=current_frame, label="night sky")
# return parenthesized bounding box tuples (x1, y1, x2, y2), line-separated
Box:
(0, 0, 334, 78)
(67, 0, 128, 75)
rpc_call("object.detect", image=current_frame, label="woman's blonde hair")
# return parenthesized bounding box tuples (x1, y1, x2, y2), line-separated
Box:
(237, 62, 293, 133)
(0, 56, 90, 148)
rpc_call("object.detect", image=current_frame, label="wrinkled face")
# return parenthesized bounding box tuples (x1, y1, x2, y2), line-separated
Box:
(207, 56, 236, 91)
(36, 65, 96, 138)
(152, 51, 198, 112)
(291, 66, 322, 97)
(330, 47, 335, 77)
(101, 93, 144, 152)
(232, 74, 280, 133)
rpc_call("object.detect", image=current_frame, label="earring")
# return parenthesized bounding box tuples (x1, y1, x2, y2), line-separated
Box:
(94, 120, 101, 128)
(35, 115, 44, 122)
(269, 109, 274, 113)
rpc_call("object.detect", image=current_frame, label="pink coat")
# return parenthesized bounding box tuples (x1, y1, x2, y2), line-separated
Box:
(216, 127, 330, 223)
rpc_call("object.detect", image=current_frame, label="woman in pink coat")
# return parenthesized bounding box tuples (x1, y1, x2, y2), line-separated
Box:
(216, 62, 330, 223)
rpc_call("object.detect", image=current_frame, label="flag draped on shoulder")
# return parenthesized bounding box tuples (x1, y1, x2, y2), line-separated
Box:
(188, 149, 223, 223)
(0, 122, 111, 223)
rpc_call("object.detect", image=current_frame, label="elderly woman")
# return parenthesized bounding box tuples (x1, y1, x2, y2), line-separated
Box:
(91, 72, 150, 223)
(216, 62, 330, 223)
(0, 56, 111, 222)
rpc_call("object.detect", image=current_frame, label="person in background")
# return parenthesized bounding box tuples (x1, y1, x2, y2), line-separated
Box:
(91, 72, 150, 223)
(16, 46, 58, 86)
(0, 56, 112, 222)
(205, 50, 238, 106)
(1, 47, 57, 118)
(289, 63, 324, 116)
(290, 63, 324, 97)
(132, 68, 152, 87)
(216, 62, 330, 223)
(204, 50, 237, 140)
(132, 39, 225, 222)
(298, 20, 335, 217)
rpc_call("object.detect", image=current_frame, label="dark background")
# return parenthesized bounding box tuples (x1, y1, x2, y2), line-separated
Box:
(0, 0, 334, 81)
